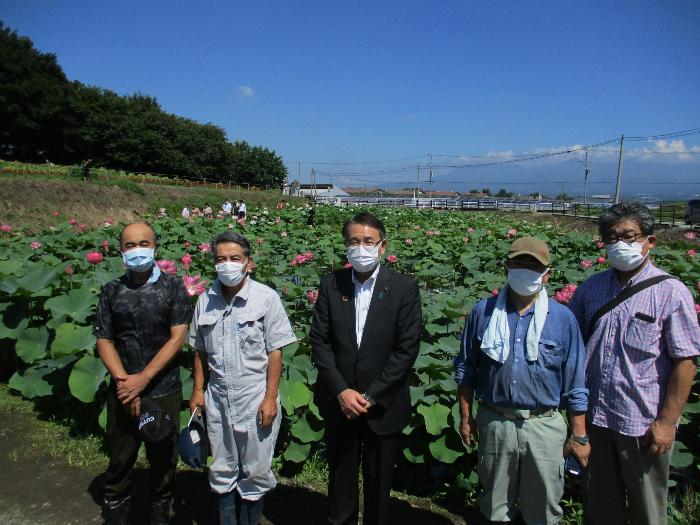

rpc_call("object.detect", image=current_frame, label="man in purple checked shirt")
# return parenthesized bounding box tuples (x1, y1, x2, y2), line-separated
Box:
(570, 201, 699, 525)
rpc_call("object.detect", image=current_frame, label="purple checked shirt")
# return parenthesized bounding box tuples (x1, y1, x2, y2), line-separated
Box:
(569, 262, 700, 437)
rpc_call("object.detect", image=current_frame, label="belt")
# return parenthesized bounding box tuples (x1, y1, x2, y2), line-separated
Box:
(482, 401, 555, 420)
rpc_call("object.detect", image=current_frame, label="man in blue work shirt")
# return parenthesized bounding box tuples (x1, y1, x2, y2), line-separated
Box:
(454, 237, 590, 525)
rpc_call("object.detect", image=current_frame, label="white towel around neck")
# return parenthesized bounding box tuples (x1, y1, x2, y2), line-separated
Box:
(480, 285, 549, 363)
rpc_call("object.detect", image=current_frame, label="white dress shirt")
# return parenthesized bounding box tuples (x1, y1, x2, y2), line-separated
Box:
(351, 264, 380, 347)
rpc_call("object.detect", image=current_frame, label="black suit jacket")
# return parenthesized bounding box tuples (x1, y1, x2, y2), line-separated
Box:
(310, 265, 422, 435)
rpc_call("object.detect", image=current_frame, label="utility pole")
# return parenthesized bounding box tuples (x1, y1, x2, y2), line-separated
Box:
(428, 152, 433, 200)
(311, 168, 316, 199)
(583, 148, 590, 205)
(297, 160, 301, 184)
(614, 133, 624, 204)
(415, 162, 420, 200)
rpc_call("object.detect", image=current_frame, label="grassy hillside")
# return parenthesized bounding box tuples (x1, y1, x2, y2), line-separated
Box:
(0, 173, 305, 233)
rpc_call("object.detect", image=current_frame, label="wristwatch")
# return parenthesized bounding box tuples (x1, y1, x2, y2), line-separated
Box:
(570, 434, 590, 445)
(363, 393, 375, 407)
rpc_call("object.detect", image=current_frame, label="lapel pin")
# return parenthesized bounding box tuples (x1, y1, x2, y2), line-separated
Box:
(341, 295, 349, 302)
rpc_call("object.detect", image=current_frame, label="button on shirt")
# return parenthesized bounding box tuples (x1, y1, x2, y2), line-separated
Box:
(454, 295, 588, 412)
(188, 278, 296, 426)
(569, 262, 700, 437)
(351, 264, 380, 347)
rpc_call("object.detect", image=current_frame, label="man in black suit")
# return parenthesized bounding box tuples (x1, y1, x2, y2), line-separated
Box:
(310, 212, 422, 525)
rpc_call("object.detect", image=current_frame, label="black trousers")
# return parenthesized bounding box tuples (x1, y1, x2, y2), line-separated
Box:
(104, 388, 181, 507)
(325, 408, 401, 525)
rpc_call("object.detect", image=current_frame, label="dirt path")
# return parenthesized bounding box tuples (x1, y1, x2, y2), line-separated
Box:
(0, 407, 465, 524)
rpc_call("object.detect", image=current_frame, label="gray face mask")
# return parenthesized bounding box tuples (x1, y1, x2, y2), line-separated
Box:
(215, 260, 247, 287)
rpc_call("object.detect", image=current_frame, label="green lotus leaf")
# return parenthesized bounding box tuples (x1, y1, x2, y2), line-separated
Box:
(45, 288, 99, 323)
(15, 326, 49, 363)
(9, 367, 53, 398)
(290, 414, 324, 443)
(671, 441, 693, 468)
(428, 435, 463, 464)
(51, 323, 96, 357)
(15, 264, 57, 293)
(68, 354, 107, 402)
(282, 441, 311, 463)
(279, 379, 312, 415)
(417, 403, 450, 435)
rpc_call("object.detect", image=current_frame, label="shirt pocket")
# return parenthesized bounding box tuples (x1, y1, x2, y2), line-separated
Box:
(237, 311, 266, 352)
(624, 316, 661, 355)
(538, 338, 563, 372)
(197, 314, 219, 353)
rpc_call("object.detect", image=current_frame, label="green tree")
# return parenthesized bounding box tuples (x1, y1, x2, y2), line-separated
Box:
(0, 23, 75, 162)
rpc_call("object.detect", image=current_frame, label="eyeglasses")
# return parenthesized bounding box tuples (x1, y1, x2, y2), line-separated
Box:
(604, 232, 646, 245)
(346, 239, 383, 249)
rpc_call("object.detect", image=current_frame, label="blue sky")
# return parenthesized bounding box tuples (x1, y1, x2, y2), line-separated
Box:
(2, 1, 700, 197)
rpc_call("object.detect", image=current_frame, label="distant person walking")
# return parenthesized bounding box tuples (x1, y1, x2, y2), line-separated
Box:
(81, 159, 93, 182)
(181, 206, 191, 220)
(238, 200, 247, 220)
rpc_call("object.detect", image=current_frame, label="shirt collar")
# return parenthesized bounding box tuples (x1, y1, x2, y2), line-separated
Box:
(352, 263, 381, 287)
(209, 275, 251, 303)
(126, 264, 161, 284)
(615, 259, 655, 288)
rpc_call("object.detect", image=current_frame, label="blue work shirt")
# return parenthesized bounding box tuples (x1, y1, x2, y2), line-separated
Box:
(454, 295, 588, 412)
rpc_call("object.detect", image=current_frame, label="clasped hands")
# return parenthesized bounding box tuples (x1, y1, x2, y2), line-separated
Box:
(115, 372, 150, 418)
(338, 388, 373, 419)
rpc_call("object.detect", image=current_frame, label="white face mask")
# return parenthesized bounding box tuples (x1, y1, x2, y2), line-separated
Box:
(606, 239, 648, 272)
(215, 260, 247, 287)
(507, 268, 547, 296)
(346, 244, 380, 273)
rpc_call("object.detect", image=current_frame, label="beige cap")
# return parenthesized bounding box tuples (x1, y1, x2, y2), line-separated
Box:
(507, 236, 551, 266)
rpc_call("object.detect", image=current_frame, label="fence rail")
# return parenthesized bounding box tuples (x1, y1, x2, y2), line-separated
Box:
(313, 196, 696, 228)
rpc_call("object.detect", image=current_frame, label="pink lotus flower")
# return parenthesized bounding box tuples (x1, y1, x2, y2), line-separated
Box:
(555, 284, 578, 304)
(684, 231, 697, 240)
(237, 218, 246, 226)
(506, 228, 518, 238)
(404, 238, 413, 245)
(105, 217, 115, 225)
(256, 238, 264, 245)
(596, 241, 605, 249)
(467, 227, 474, 233)
(102, 240, 109, 250)
(86, 251, 103, 265)
(78, 223, 87, 232)
(291, 252, 314, 267)
(414, 225, 422, 230)
(581, 259, 594, 269)
(492, 288, 500, 296)
(68, 218, 77, 225)
(386, 255, 398, 264)
(344, 262, 353, 269)
(51, 211, 59, 217)
(426, 230, 440, 236)
(463, 236, 470, 243)
(281, 231, 288, 237)
(183, 275, 208, 296)
(307, 290, 319, 304)
(688, 249, 696, 257)
(65, 265, 74, 275)
(181, 253, 192, 271)
(157, 259, 177, 275)
(184, 242, 191, 249)
(597, 257, 606, 264)
(198, 243, 211, 253)
(275, 217, 281, 224)
(30, 241, 42, 250)
(0, 224, 11, 233)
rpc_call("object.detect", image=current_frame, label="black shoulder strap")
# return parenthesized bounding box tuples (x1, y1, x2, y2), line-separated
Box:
(588, 275, 676, 335)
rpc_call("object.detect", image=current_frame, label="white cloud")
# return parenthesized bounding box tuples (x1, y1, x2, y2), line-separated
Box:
(236, 85, 255, 98)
